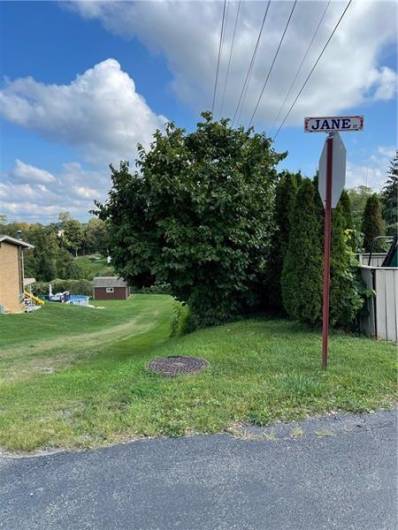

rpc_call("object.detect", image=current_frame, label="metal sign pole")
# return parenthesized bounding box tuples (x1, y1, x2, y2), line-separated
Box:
(321, 132, 334, 369)
(305, 114, 362, 369)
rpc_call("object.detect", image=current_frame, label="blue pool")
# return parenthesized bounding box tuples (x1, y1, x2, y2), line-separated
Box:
(69, 295, 90, 306)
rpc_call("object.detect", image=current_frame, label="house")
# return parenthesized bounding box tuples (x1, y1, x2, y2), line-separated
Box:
(0, 235, 34, 313)
(93, 276, 129, 300)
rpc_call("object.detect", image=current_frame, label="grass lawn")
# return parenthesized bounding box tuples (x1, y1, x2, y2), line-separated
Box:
(0, 294, 396, 452)
(75, 254, 114, 280)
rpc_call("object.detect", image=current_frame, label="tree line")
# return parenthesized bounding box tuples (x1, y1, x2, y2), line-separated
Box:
(0, 213, 109, 281)
(96, 113, 397, 328)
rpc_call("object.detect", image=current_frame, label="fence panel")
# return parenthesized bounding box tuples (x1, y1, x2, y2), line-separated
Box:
(375, 268, 398, 342)
(359, 253, 386, 267)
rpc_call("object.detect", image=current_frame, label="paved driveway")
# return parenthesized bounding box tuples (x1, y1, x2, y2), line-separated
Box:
(1, 410, 396, 529)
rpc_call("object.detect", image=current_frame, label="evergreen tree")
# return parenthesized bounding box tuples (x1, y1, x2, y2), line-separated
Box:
(330, 205, 363, 327)
(382, 151, 398, 235)
(281, 179, 323, 325)
(338, 190, 353, 230)
(338, 189, 357, 250)
(312, 171, 325, 219)
(361, 194, 384, 252)
(267, 171, 298, 310)
(347, 185, 373, 230)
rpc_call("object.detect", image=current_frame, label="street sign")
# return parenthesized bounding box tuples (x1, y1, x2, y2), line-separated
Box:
(318, 132, 346, 208)
(304, 115, 363, 133)
(304, 116, 364, 370)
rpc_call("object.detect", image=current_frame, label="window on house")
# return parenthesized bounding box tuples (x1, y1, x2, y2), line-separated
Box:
(106, 287, 114, 293)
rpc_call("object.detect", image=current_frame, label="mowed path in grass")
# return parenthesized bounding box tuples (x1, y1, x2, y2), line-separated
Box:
(0, 294, 396, 453)
(0, 295, 173, 380)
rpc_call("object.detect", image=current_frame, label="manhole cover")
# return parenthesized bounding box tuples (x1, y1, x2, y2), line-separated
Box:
(148, 356, 208, 377)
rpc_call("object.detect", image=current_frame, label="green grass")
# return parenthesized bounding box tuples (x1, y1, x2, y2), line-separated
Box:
(0, 295, 396, 452)
(75, 254, 114, 280)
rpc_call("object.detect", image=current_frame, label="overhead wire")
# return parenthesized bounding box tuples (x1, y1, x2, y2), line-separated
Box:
(219, 0, 242, 118)
(271, 0, 331, 131)
(273, 0, 353, 141)
(231, 0, 272, 126)
(248, 0, 298, 128)
(211, 0, 228, 115)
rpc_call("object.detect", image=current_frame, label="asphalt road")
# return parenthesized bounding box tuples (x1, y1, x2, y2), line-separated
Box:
(1, 410, 397, 530)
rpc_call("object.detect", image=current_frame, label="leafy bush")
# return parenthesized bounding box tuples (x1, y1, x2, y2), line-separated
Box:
(169, 299, 190, 337)
(329, 206, 364, 328)
(33, 279, 93, 297)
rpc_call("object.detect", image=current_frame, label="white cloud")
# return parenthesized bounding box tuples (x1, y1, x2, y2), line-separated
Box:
(372, 66, 398, 101)
(68, 0, 397, 128)
(377, 145, 396, 158)
(0, 59, 167, 164)
(1, 160, 109, 223)
(347, 144, 394, 190)
(10, 159, 57, 184)
(72, 186, 99, 200)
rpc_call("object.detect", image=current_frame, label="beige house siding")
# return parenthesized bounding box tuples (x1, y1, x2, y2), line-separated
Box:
(0, 242, 24, 313)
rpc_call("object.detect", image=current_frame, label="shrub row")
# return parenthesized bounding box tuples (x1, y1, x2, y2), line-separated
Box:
(33, 279, 93, 297)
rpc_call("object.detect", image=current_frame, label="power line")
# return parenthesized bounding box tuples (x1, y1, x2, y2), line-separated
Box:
(248, 0, 298, 128)
(220, 0, 242, 118)
(231, 0, 272, 126)
(271, 0, 331, 131)
(273, 0, 353, 141)
(211, 0, 228, 115)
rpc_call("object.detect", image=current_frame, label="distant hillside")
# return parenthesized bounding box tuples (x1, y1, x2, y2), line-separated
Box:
(75, 254, 114, 280)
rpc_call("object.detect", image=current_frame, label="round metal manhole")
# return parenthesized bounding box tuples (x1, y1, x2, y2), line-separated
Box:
(148, 355, 208, 377)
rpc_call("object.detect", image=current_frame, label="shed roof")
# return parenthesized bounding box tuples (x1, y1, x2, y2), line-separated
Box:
(93, 276, 128, 288)
(0, 235, 34, 249)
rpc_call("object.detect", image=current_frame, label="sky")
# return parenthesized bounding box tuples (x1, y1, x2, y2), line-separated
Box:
(0, 0, 397, 224)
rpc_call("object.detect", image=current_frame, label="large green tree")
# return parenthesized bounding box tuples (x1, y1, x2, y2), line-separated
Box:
(83, 218, 109, 255)
(56, 249, 82, 279)
(281, 179, 323, 325)
(96, 113, 285, 326)
(347, 185, 373, 230)
(0, 219, 90, 281)
(24, 226, 59, 281)
(61, 218, 84, 257)
(361, 194, 385, 252)
(267, 171, 299, 311)
(382, 151, 398, 235)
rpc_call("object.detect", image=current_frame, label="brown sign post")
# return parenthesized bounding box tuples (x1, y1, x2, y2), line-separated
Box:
(321, 134, 334, 369)
(305, 116, 363, 369)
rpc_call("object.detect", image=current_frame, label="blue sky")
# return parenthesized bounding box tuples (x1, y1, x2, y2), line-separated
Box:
(0, 1, 397, 223)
